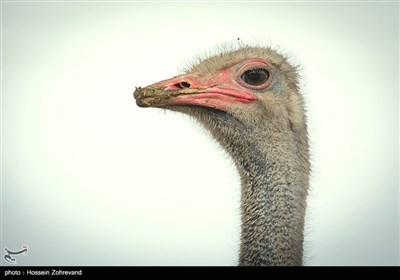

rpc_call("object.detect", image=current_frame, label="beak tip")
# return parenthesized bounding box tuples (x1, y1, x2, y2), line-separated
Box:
(133, 85, 169, 108)
(133, 86, 143, 99)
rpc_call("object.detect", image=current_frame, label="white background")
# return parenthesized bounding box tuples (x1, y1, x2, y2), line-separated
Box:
(1, 0, 399, 265)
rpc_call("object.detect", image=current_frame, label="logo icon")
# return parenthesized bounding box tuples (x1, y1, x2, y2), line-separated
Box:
(3, 245, 28, 264)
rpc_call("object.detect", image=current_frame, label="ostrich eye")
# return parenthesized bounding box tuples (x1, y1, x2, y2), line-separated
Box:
(240, 68, 269, 86)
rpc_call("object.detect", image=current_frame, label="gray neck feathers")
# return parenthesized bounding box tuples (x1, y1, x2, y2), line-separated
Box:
(171, 106, 309, 266)
(223, 120, 309, 266)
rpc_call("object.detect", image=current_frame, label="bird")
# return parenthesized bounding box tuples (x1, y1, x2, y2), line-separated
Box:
(133, 45, 310, 266)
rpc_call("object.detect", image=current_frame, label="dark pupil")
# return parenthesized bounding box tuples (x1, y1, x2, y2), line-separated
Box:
(241, 68, 269, 86)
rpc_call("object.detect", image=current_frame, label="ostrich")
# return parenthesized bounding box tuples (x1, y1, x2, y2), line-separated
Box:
(133, 45, 310, 266)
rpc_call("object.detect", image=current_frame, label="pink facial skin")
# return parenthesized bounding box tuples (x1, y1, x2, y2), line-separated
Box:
(142, 58, 272, 112)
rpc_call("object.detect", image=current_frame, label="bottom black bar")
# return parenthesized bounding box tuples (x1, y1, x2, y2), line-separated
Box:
(0, 266, 399, 277)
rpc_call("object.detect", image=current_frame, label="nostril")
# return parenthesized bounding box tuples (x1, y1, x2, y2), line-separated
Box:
(173, 82, 191, 89)
(180, 82, 190, 88)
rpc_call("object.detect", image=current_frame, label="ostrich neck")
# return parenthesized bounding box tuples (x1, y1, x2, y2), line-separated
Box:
(226, 128, 309, 266)
(172, 106, 309, 265)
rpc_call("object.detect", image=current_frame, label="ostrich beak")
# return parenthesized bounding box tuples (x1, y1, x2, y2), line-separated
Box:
(133, 73, 256, 112)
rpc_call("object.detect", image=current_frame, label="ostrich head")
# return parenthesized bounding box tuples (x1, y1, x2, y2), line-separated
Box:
(134, 47, 306, 149)
(133, 46, 310, 266)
